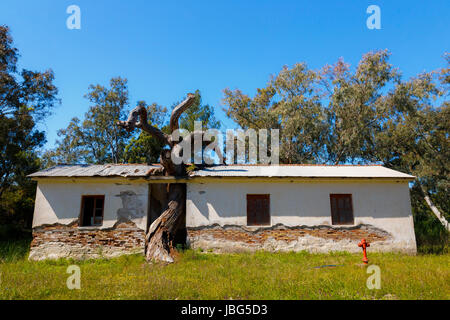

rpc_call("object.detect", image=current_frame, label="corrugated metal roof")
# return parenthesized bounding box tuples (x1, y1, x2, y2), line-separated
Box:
(28, 164, 162, 178)
(190, 165, 415, 179)
(29, 164, 415, 180)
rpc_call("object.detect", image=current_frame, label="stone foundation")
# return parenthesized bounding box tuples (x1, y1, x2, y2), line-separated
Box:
(29, 220, 146, 261)
(187, 224, 414, 254)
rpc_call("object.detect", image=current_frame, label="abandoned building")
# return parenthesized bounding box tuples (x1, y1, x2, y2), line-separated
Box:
(28, 164, 417, 260)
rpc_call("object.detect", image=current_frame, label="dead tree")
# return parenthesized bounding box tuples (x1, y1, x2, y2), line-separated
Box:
(420, 184, 450, 232)
(117, 93, 197, 263)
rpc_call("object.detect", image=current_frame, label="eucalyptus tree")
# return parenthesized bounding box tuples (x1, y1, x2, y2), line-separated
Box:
(47, 77, 132, 165)
(223, 63, 328, 164)
(0, 25, 59, 224)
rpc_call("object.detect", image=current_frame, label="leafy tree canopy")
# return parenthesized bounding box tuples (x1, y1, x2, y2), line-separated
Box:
(0, 25, 59, 226)
(45, 77, 131, 165)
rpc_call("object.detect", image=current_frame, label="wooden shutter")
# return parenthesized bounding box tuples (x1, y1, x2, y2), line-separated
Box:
(247, 194, 270, 226)
(330, 194, 354, 225)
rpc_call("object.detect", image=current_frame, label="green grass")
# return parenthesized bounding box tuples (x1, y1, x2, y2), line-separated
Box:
(0, 240, 449, 300)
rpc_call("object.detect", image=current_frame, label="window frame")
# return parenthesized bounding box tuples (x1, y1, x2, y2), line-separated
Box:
(246, 194, 271, 227)
(329, 193, 354, 225)
(79, 195, 105, 227)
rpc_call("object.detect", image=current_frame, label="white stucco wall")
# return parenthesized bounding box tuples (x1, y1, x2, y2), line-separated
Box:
(33, 179, 149, 231)
(186, 179, 416, 248)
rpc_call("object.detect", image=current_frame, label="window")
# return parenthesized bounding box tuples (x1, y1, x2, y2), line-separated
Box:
(330, 194, 354, 225)
(247, 194, 270, 226)
(80, 195, 105, 227)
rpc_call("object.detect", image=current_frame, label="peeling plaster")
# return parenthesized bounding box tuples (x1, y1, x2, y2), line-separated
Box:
(187, 223, 416, 254)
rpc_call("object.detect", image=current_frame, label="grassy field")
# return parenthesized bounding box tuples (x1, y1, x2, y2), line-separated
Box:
(0, 240, 449, 300)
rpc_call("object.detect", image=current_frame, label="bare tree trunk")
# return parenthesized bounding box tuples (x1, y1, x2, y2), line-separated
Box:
(145, 183, 186, 263)
(420, 184, 450, 232)
(118, 93, 196, 263)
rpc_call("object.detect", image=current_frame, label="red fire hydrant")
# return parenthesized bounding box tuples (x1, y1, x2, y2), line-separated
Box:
(358, 238, 370, 264)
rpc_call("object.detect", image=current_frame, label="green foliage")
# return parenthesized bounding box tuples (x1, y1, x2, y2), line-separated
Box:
(223, 63, 326, 163)
(0, 247, 448, 299)
(0, 239, 30, 263)
(45, 77, 131, 165)
(0, 225, 31, 242)
(0, 25, 59, 227)
(124, 131, 165, 164)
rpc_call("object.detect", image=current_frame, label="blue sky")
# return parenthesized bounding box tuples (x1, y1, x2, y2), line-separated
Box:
(1, 0, 449, 149)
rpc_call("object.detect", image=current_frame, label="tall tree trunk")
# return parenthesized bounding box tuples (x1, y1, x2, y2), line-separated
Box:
(420, 184, 450, 232)
(118, 93, 196, 263)
(145, 183, 186, 263)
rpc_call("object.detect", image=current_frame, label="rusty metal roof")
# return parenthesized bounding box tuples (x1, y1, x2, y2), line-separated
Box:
(190, 165, 415, 179)
(29, 164, 415, 180)
(28, 164, 162, 178)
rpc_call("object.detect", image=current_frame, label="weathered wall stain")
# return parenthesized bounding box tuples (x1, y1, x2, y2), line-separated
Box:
(116, 191, 145, 221)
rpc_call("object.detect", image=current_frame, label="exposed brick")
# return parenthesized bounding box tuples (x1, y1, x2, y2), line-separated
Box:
(187, 223, 391, 253)
(29, 221, 145, 260)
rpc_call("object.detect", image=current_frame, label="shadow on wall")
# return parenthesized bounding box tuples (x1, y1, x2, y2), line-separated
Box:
(116, 191, 145, 220)
(115, 191, 147, 228)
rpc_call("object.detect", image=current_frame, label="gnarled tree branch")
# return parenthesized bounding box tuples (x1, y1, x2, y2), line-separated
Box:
(169, 93, 196, 133)
(117, 103, 171, 146)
